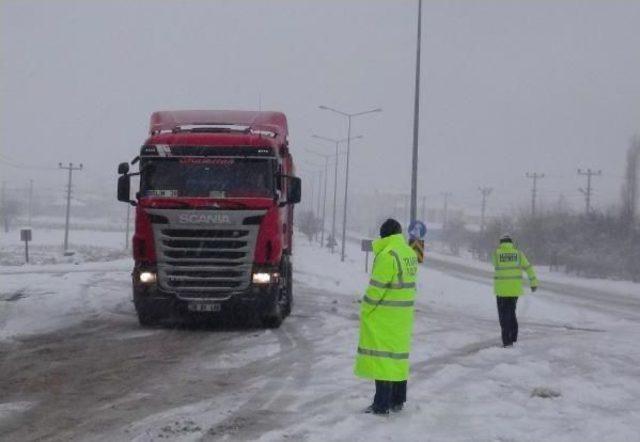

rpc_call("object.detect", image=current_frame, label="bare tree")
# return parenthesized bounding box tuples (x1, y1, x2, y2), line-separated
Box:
(298, 210, 322, 243)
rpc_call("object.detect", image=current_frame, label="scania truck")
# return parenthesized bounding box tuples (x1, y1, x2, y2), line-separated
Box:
(117, 110, 301, 328)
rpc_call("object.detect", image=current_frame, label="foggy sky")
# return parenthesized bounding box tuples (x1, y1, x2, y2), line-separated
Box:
(2, 0, 640, 217)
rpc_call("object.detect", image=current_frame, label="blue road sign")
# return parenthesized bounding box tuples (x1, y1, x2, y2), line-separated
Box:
(408, 220, 427, 240)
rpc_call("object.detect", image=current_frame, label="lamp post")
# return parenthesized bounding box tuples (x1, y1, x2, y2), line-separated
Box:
(305, 149, 331, 247)
(410, 0, 423, 225)
(312, 133, 363, 254)
(318, 105, 381, 261)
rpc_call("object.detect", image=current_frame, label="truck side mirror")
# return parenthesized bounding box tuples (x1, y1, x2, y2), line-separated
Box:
(287, 177, 301, 204)
(118, 162, 130, 175)
(117, 174, 131, 203)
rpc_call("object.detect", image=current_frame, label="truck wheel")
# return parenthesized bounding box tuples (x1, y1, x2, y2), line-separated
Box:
(283, 259, 293, 317)
(261, 286, 285, 329)
(261, 258, 292, 328)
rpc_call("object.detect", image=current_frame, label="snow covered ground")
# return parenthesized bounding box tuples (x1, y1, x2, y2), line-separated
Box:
(278, 238, 640, 441)
(1, 224, 131, 339)
(0, 221, 129, 266)
(1, 230, 639, 441)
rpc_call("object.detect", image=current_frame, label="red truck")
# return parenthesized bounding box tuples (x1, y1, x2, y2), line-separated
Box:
(117, 110, 301, 328)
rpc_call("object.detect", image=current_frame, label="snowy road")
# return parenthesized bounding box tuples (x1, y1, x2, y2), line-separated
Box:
(1, 239, 640, 441)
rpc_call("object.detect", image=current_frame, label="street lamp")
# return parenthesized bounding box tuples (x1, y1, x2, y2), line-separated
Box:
(312, 133, 363, 254)
(305, 149, 331, 247)
(318, 105, 381, 261)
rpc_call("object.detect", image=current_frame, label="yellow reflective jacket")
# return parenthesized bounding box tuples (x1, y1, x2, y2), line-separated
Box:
(492, 242, 538, 297)
(354, 234, 418, 381)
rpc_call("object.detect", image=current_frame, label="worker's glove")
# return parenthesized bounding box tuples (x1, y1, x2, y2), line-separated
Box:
(531, 286, 538, 293)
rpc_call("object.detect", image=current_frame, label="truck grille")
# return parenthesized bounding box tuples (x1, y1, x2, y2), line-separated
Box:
(146, 208, 266, 301)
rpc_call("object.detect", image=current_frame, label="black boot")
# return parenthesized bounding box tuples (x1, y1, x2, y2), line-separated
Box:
(363, 404, 389, 415)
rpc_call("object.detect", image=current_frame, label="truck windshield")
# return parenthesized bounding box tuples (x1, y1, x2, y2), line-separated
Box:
(140, 157, 275, 198)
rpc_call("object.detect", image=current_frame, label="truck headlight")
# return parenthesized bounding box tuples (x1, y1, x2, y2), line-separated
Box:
(252, 272, 271, 284)
(139, 271, 157, 284)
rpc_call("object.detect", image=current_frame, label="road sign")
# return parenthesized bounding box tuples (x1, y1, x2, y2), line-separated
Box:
(410, 238, 424, 263)
(408, 220, 427, 240)
(361, 239, 373, 273)
(20, 228, 32, 263)
(20, 228, 32, 242)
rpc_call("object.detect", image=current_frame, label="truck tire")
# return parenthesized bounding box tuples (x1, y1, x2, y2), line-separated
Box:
(283, 258, 293, 317)
(261, 258, 291, 328)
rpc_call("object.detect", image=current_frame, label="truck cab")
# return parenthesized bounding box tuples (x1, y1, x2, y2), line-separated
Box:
(117, 110, 301, 328)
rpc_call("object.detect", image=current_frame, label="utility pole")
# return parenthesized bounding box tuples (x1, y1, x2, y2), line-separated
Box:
(578, 168, 602, 215)
(478, 187, 493, 231)
(526, 172, 545, 217)
(442, 192, 452, 231)
(28, 179, 34, 226)
(409, 0, 423, 226)
(319, 105, 382, 262)
(59, 162, 83, 252)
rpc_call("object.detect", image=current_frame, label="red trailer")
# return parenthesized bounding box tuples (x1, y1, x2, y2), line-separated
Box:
(117, 110, 301, 328)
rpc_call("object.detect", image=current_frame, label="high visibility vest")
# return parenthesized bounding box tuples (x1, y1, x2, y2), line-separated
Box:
(492, 242, 538, 297)
(354, 234, 418, 381)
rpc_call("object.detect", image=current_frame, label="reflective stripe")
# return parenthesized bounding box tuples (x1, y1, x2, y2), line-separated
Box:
(368, 279, 416, 289)
(392, 282, 415, 289)
(368, 279, 388, 288)
(362, 295, 414, 307)
(389, 250, 404, 284)
(357, 347, 409, 360)
(494, 276, 522, 280)
(495, 265, 520, 271)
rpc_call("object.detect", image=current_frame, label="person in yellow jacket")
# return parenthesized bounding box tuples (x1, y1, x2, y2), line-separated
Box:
(492, 234, 538, 347)
(355, 219, 418, 415)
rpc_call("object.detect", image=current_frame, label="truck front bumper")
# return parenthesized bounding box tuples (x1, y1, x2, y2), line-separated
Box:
(132, 266, 280, 314)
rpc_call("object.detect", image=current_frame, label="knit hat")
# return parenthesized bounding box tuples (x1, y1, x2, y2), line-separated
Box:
(380, 218, 402, 238)
(499, 233, 513, 243)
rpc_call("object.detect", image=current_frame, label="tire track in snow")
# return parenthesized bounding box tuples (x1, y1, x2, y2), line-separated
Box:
(203, 306, 318, 440)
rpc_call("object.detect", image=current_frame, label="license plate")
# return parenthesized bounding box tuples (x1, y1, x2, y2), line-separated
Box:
(187, 302, 221, 312)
